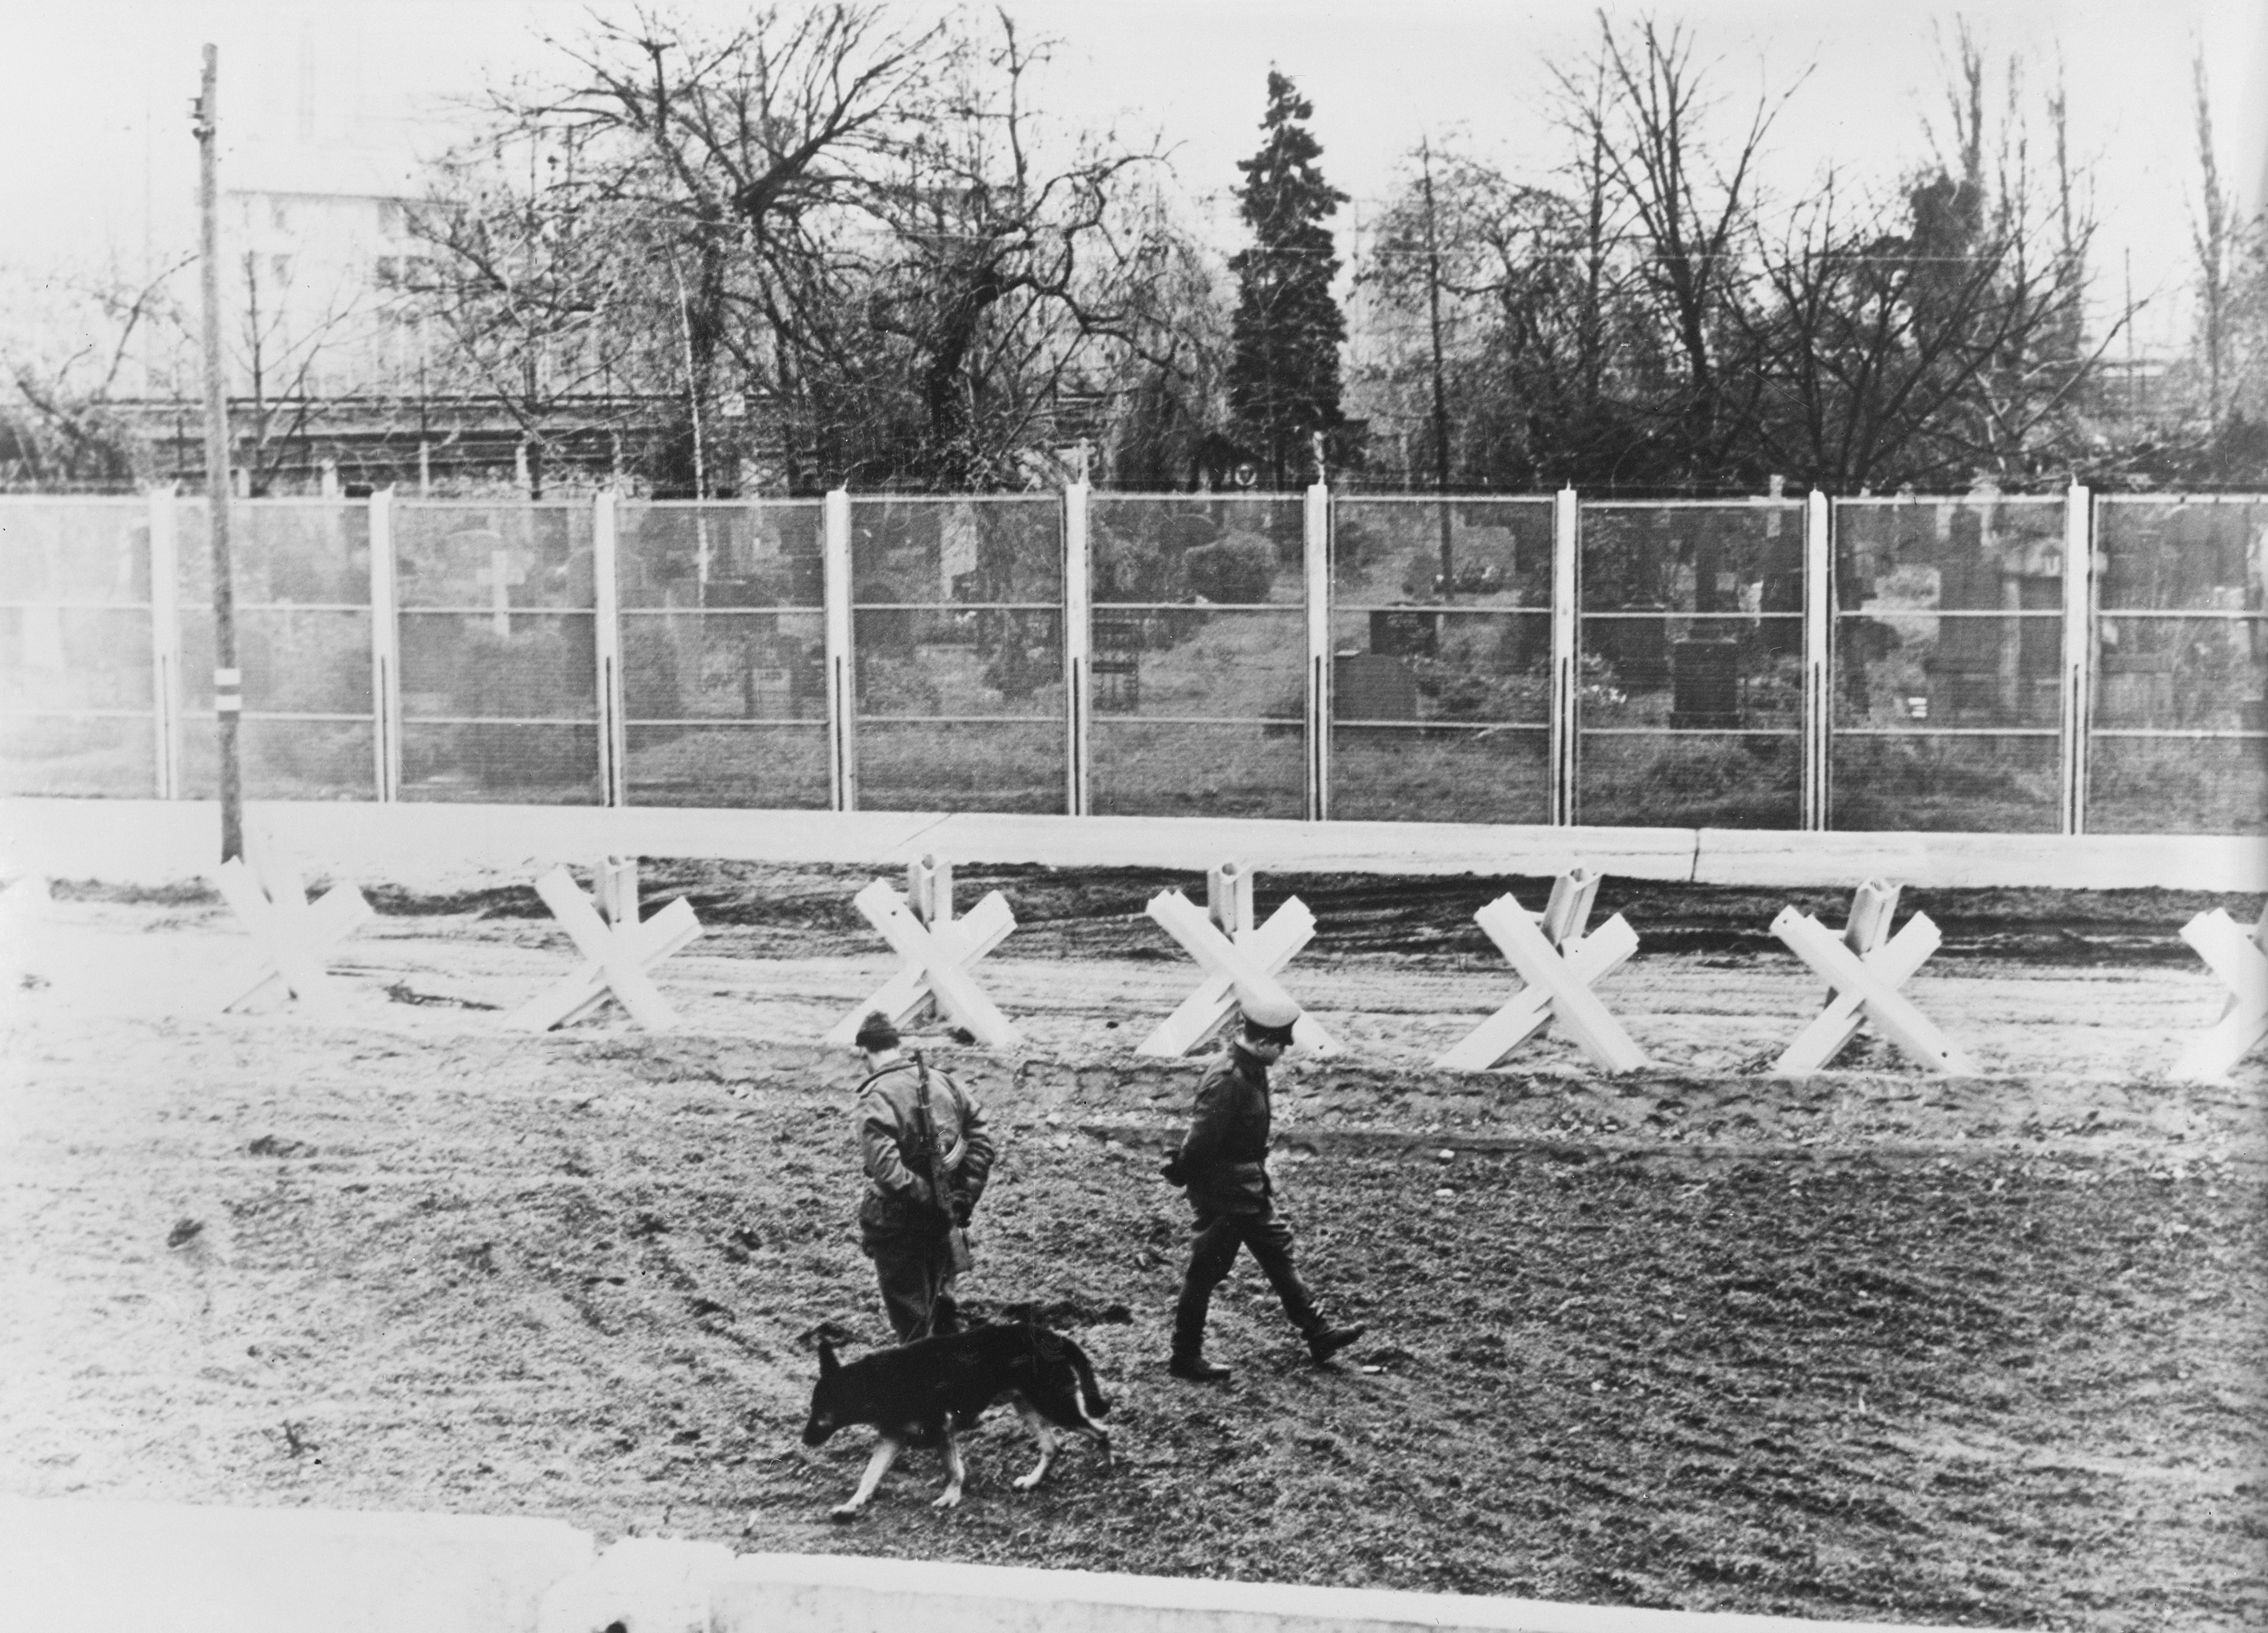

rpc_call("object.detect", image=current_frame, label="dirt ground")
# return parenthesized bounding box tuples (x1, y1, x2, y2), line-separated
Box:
(2, 863, 2263, 1630)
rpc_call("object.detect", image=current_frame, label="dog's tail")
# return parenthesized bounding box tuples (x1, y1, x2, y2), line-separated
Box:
(1066, 1337, 1110, 1420)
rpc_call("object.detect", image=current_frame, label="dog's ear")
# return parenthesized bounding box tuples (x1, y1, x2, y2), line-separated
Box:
(818, 1339, 839, 1374)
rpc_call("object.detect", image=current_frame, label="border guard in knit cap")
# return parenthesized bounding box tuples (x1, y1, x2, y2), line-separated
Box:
(1158, 994, 1366, 1381)
(849, 1011, 997, 1341)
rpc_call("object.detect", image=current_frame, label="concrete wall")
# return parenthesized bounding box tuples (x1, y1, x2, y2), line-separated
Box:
(0, 1496, 2006, 1633)
(692, 1552, 1976, 1633)
(5, 797, 2261, 893)
(0, 1495, 592, 1633)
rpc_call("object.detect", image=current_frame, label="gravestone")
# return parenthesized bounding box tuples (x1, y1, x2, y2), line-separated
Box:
(1369, 609, 1441, 660)
(1334, 652, 1419, 724)
(1670, 639, 1741, 728)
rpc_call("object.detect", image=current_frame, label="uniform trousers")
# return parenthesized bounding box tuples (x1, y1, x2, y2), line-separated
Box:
(1172, 1200, 1323, 1360)
(867, 1231, 961, 1342)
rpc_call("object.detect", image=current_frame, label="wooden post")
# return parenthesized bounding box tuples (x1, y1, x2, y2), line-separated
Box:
(1802, 489, 1832, 830)
(1549, 485, 1579, 826)
(193, 44, 242, 862)
(367, 487, 401, 801)
(2060, 483, 2094, 835)
(1305, 479, 1331, 821)
(146, 484, 183, 799)
(592, 487, 628, 807)
(823, 486, 856, 812)
(1062, 479, 1091, 817)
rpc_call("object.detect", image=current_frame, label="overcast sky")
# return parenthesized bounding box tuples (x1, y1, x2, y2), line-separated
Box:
(6, 0, 2263, 352)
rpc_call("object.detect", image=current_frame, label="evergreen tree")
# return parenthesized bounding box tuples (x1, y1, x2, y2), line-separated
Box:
(1228, 71, 1348, 488)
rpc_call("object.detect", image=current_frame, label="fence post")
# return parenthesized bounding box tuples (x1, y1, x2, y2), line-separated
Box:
(1549, 485, 1579, 826)
(1062, 479, 1091, 817)
(146, 484, 183, 799)
(1305, 479, 1331, 822)
(368, 486, 401, 802)
(592, 487, 629, 807)
(1802, 489, 1832, 830)
(823, 486, 857, 812)
(2060, 482, 2094, 836)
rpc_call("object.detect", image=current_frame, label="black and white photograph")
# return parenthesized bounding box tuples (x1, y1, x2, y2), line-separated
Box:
(1, 2, 2263, 1630)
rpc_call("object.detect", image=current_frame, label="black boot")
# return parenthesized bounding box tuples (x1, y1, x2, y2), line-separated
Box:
(1171, 1272, 1227, 1381)
(1306, 1324, 1366, 1364)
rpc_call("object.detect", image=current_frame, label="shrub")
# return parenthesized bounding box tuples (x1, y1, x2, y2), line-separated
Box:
(1183, 531, 1276, 604)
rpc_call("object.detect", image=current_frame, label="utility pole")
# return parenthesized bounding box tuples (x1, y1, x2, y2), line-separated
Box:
(1419, 139, 1453, 597)
(195, 44, 243, 862)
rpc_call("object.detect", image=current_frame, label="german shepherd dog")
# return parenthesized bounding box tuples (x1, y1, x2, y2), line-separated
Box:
(801, 1321, 1111, 1517)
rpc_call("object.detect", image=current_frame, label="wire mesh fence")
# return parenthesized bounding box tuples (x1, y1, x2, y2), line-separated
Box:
(391, 499, 599, 804)
(177, 498, 375, 801)
(5, 487, 2259, 834)
(1330, 497, 1554, 824)
(1830, 495, 2070, 832)
(1580, 501, 1804, 829)
(0, 498, 156, 797)
(2090, 495, 2266, 834)
(1088, 494, 1306, 819)
(617, 499, 828, 808)
(852, 495, 1066, 814)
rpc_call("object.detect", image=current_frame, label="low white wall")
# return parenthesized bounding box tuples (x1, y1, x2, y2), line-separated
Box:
(691, 1550, 1984, 1633)
(1691, 828, 2265, 892)
(0, 1500, 2007, 1633)
(0, 1494, 593, 1633)
(4, 797, 2261, 891)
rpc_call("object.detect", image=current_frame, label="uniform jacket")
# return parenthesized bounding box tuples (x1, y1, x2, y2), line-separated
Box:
(1175, 1042, 1274, 1215)
(855, 1057, 997, 1240)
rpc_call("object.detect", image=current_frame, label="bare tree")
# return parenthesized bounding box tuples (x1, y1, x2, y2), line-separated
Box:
(2188, 45, 2239, 432)
(1734, 169, 2105, 489)
(518, 2, 939, 489)
(0, 262, 189, 487)
(1551, 15, 1796, 472)
(1094, 193, 1231, 490)
(856, 10, 1170, 485)
(228, 248, 372, 495)
(409, 123, 662, 495)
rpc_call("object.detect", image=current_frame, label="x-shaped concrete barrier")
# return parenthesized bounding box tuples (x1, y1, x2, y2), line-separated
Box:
(212, 851, 373, 1012)
(2168, 904, 2268, 1082)
(508, 864, 703, 1032)
(1771, 880, 1944, 1075)
(1433, 866, 1651, 1071)
(1139, 868, 1339, 1058)
(825, 870, 1022, 1050)
(1770, 896, 1978, 1076)
(1438, 869, 1647, 1073)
